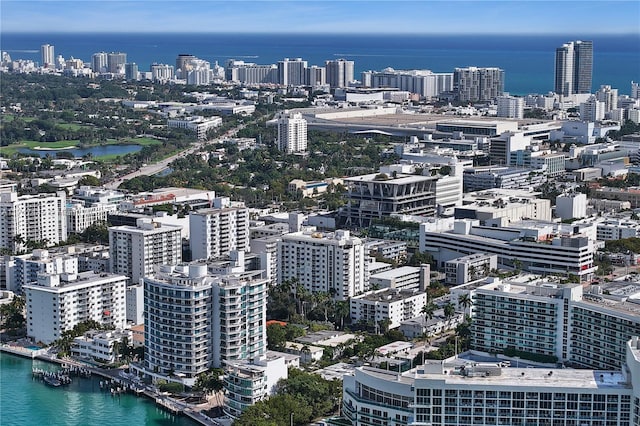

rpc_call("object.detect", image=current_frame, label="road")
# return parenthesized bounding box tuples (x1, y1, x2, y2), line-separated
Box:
(103, 125, 246, 190)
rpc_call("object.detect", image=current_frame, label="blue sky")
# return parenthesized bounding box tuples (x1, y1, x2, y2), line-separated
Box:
(1, 0, 639, 34)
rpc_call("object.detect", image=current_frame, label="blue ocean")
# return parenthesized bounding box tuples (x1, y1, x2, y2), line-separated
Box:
(1, 33, 638, 95)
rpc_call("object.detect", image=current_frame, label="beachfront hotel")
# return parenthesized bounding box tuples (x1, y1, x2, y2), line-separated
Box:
(343, 337, 640, 426)
(24, 271, 127, 344)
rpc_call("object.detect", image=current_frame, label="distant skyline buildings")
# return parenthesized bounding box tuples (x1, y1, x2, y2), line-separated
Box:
(40, 43, 54, 68)
(554, 40, 593, 97)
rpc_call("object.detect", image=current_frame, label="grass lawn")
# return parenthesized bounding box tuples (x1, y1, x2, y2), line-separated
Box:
(56, 122, 88, 131)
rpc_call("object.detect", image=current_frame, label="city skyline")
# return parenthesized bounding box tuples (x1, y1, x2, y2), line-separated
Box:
(1, 0, 639, 35)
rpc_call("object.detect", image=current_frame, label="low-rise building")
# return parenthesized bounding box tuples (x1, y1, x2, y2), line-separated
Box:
(167, 116, 222, 139)
(350, 288, 427, 330)
(369, 265, 429, 291)
(71, 329, 132, 363)
(445, 253, 498, 285)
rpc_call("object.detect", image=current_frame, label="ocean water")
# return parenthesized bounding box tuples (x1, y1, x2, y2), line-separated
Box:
(0, 352, 198, 426)
(1, 32, 639, 95)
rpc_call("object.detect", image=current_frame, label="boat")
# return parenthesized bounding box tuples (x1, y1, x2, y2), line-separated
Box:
(43, 376, 62, 387)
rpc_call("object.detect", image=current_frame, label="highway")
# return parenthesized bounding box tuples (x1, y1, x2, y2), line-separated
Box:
(103, 125, 245, 190)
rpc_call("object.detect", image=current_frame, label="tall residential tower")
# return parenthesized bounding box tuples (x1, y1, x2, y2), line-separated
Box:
(554, 40, 593, 97)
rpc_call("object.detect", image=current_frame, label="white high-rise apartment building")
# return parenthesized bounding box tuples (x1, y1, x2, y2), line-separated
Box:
(496, 95, 524, 119)
(189, 198, 250, 261)
(150, 63, 174, 82)
(596, 85, 619, 113)
(109, 218, 182, 283)
(91, 52, 108, 73)
(107, 52, 127, 74)
(277, 58, 307, 86)
(25, 271, 127, 344)
(361, 69, 454, 99)
(143, 263, 267, 385)
(580, 96, 606, 122)
(41, 44, 54, 68)
(276, 111, 307, 153)
(278, 230, 366, 300)
(325, 58, 354, 88)
(0, 191, 67, 253)
(66, 200, 117, 234)
(555, 192, 588, 220)
(6, 249, 78, 293)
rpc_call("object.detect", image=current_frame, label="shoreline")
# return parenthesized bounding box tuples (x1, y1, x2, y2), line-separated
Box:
(1, 348, 220, 426)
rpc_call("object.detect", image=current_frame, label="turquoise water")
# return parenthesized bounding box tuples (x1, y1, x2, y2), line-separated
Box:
(0, 352, 199, 426)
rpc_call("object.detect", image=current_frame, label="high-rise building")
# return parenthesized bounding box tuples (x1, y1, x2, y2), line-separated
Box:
(189, 197, 250, 261)
(580, 96, 605, 122)
(91, 52, 108, 73)
(278, 229, 367, 300)
(0, 191, 67, 253)
(362, 69, 454, 99)
(595, 84, 619, 113)
(25, 271, 127, 344)
(107, 52, 127, 74)
(276, 111, 307, 153)
(555, 40, 593, 96)
(150, 63, 174, 82)
(143, 262, 268, 385)
(124, 62, 139, 81)
(453, 67, 504, 102)
(306, 65, 326, 86)
(632, 81, 640, 99)
(175, 54, 196, 78)
(109, 218, 182, 283)
(496, 95, 524, 119)
(277, 58, 307, 86)
(41, 44, 54, 68)
(325, 58, 354, 88)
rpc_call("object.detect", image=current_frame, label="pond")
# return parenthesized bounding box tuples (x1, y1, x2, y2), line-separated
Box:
(18, 144, 143, 158)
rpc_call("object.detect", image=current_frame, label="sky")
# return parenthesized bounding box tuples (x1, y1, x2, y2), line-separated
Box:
(1, 0, 639, 34)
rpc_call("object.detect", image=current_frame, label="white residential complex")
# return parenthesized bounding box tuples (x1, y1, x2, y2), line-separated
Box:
(276, 111, 307, 153)
(360, 68, 453, 99)
(143, 263, 267, 386)
(496, 95, 524, 119)
(109, 218, 182, 283)
(66, 200, 117, 234)
(350, 288, 427, 330)
(343, 338, 640, 426)
(325, 58, 354, 88)
(278, 230, 366, 300)
(6, 249, 78, 293)
(420, 219, 597, 281)
(0, 191, 67, 252)
(24, 271, 127, 344)
(189, 198, 250, 261)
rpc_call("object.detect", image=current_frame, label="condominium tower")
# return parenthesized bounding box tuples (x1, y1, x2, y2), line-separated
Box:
(453, 67, 505, 102)
(276, 111, 308, 153)
(40, 44, 54, 68)
(109, 218, 182, 283)
(555, 40, 593, 97)
(325, 58, 355, 88)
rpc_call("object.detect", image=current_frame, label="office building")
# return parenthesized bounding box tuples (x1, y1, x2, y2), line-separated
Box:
(124, 62, 138, 81)
(325, 58, 354, 88)
(41, 44, 54, 68)
(343, 338, 638, 426)
(0, 191, 67, 253)
(107, 52, 127, 74)
(189, 198, 250, 261)
(343, 172, 438, 228)
(91, 52, 108, 73)
(143, 263, 268, 386)
(420, 219, 597, 281)
(24, 271, 127, 344)
(596, 218, 640, 241)
(555, 40, 593, 96)
(496, 95, 524, 119)
(167, 116, 222, 139)
(109, 218, 182, 283)
(276, 111, 307, 153)
(453, 67, 505, 102)
(278, 230, 366, 300)
(455, 189, 552, 224)
(277, 58, 307, 86)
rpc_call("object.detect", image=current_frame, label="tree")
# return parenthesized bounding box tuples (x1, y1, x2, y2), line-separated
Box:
(78, 175, 101, 187)
(267, 324, 287, 351)
(458, 294, 473, 318)
(443, 302, 456, 324)
(234, 394, 313, 426)
(333, 300, 350, 330)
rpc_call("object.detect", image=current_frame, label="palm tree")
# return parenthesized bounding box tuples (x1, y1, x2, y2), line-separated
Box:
(421, 301, 437, 339)
(458, 294, 472, 318)
(443, 302, 456, 325)
(333, 300, 350, 330)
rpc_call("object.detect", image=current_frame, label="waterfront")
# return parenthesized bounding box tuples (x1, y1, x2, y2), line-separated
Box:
(17, 144, 143, 158)
(0, 352, 199, 426)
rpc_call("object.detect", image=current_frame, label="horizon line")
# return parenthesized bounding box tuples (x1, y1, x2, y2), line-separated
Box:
(2, 30, 639, 36)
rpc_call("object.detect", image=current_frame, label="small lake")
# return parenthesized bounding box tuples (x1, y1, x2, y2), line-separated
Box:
(18, 144, 143, 158)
